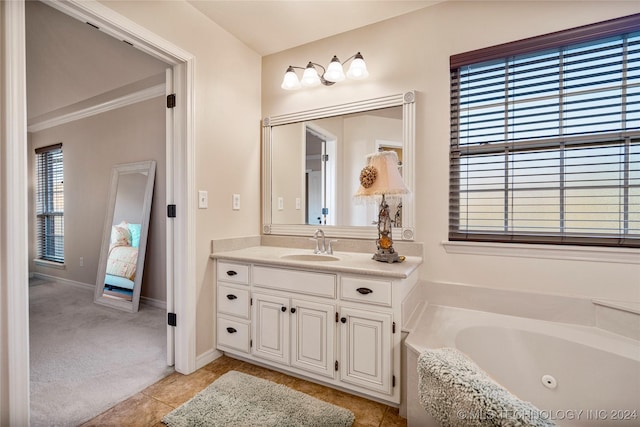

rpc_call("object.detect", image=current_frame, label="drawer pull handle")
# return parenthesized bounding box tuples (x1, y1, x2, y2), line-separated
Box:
(340, 317, 347, 324)
(356, 287, 373, 295)
(290, 307, 297, 314)
(226, 294, 237, 300)
(226, 327, 237, 334)
(281, 306, 287, 312)
(226, 270, 238, 276)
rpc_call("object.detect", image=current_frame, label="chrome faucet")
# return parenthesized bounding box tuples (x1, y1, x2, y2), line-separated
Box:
(312, 229, 326, 254)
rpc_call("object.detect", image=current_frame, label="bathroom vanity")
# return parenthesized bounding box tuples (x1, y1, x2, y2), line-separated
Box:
(212, 245, 422, 405)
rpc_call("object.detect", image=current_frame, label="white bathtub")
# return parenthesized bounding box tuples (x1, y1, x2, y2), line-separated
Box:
(404, 305, 640, 426)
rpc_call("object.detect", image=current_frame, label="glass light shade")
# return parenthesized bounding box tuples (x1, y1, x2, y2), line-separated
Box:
(324, 56, 345, 82)
(301, 63, 321, 87)
(346, 54, 369, 80)
(281, 67, 301, 90)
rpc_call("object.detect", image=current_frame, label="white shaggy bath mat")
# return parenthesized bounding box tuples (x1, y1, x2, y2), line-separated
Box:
(162, 370, 355, 427)
(418, 348, 555, 427)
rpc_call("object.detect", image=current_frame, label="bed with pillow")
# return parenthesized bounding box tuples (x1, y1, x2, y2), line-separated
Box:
(104, 221, 141, 291)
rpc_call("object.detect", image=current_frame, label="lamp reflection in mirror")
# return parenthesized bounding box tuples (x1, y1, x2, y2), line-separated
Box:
(281, 52, 368, 90)
(355, 150, 409, 263)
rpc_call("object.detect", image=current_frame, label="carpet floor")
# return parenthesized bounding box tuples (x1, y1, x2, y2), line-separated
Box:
(29, 279, 173, 427)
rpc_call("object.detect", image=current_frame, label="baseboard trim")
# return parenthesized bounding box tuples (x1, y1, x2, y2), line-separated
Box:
(196, 348, 223, 370)
(140, 296, 167, 310)
(32, 272, 94, 291)
(32, 272, 167, 309)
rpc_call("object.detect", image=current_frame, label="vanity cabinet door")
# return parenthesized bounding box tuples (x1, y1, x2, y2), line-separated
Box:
(339, 306, 393, 395)
(252, 292, 290, 365)
(290, 299, 335, 379)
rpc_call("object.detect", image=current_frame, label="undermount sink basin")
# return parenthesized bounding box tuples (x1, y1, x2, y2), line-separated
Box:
(280, 253, 340, 262)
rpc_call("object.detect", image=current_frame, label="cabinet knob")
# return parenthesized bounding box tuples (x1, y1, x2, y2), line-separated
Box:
(226, 327, 237, 334)
(226, 294, 237, 300)
(281, 306, 287, 312)
(340, 317, 347, 323)
(356, 287, 373, 295)
(290, 307, 297, 314)
(226, 270, 238, 276)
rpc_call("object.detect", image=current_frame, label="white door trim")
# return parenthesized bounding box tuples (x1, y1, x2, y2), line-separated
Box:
(2, 0, 197, 422)
(2, 1, 30, 425)
(51, 0, 198, 374)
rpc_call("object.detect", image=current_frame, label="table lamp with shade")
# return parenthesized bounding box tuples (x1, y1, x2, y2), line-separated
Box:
(355, 150, 409, 263)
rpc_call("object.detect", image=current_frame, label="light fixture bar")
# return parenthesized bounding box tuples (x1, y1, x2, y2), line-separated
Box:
(280, 52, 368, 90)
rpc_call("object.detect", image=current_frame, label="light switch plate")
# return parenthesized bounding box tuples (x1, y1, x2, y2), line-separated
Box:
(232, 194, 240, 210)
(198, 190, 208, 209)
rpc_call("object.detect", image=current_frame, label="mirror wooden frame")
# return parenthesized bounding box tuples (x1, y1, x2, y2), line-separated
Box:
(262, 91, 416, 240)
(94, 160, 156, 312)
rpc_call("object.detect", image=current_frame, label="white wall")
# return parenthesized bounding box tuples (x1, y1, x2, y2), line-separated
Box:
(29, 97, 167, 302)
(98, 0, 262, 357)
(26, 0, 168, 121)
(271, 122, 305, 224)
(262, 1, 640, 303)
(342, 115, 402, 226)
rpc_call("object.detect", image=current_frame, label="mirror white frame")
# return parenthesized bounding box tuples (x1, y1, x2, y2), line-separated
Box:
(94, 160, 156, 312)
(262, 91, 416, 240)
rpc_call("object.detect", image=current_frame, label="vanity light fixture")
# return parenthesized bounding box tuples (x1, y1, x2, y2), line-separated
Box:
(354, 150, 409, 263)
(280, 52, 369, 90)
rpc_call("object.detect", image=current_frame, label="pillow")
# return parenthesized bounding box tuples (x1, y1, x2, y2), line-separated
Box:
(128, 223, 142, 248)
(110, 224, 131, 249)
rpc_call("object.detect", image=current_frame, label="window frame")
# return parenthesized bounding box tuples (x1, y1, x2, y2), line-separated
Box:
(449, 13, 640, 248)
(35, 143, 64, 263)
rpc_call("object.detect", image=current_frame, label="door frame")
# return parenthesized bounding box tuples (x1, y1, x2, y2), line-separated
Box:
(2, 0, 197, 423)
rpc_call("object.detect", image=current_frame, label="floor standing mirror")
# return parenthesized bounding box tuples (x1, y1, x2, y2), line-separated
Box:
(94, 160, 156, 313)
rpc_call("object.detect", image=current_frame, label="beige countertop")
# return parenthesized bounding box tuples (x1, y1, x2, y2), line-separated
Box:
(211, 245, 422, 279)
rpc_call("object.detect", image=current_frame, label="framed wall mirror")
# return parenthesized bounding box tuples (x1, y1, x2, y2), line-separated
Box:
(94, 160, 156, 313)
(263, 91, 416, 240)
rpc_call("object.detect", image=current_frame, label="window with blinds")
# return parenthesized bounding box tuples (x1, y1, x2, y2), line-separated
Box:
(450, 14, 640, 247)
(35, 144, 64, 262)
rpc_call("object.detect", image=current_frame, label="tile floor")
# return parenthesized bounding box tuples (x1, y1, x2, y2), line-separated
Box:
(81, 355, 407, 427)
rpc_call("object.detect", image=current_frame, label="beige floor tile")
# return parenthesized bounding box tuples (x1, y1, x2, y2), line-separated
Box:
(201, 354, 244, 375)
(85, 355, 406, 427)
(142, 366, 219, 408)
(324, 389, 387, 426)
(381, 406, 408, 427)
(80, 392, 173, 427)
(233, 360, 296, 385)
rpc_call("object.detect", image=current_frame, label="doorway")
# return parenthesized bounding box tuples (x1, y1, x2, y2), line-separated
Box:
(305, 123, 337, 226)
(2, 1, 196, 423)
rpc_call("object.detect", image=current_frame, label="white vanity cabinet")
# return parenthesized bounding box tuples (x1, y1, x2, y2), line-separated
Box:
(216, 261, 251, 354)
(252, 292, 336, 379)
(214, 257, 419, 406)
(251, 265, 337, 379)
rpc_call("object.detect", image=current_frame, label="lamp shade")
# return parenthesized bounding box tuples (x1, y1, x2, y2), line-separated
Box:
(281, 66, 301, 90)
(355, 151, 409, 197)
(301, 63, 321, 87)
(324, 56, 345, 82)
(346, 52, 369, 80)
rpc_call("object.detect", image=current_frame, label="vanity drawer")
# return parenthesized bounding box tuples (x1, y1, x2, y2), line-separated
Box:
(341, 276, 392, 307)
(217, 284, 250, 319)
(217, 261, 249, 285)
(217, 317, 250, 353)
(253, 266, 336, 298)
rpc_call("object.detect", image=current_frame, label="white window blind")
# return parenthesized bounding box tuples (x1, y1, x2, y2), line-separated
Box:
(450, 15, 640, 247)
(35, 143, 64, 262)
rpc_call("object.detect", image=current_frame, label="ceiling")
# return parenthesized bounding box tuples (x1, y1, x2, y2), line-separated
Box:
(186, 1, 441, 56)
